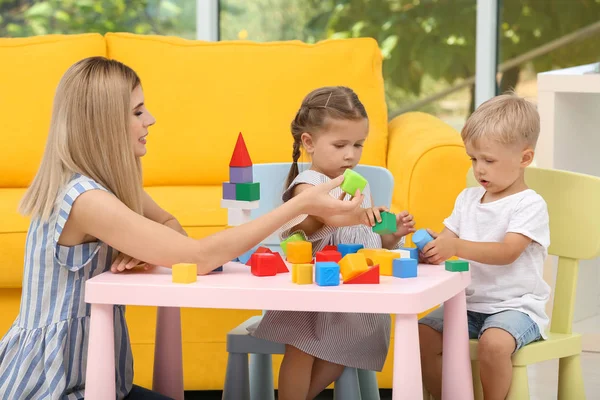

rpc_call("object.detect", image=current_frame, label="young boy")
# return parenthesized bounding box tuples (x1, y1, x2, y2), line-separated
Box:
(418, 93, 550, 400)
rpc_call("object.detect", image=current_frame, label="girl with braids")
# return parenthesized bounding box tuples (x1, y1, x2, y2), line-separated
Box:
(252, 86, 416, 400)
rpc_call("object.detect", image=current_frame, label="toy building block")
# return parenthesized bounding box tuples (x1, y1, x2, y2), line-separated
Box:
(280, 232, 307, 256)
(230, 132, 253, 167)
(172, 263, 197, 284)
(220, 199, 259, 209)
(250, 253, 278, 276)
(393, 258, 418, 278)
(230, 166, 253, 184)
(398, 247, 418, 260)
(412, 229, 434, 251)
(345, 265, 380, 284)
(323, 245, 338, 252)
(357, 248, 386, 264)
(337, 243, 364, 258)
(316, 250, 342, 263)
(445, 260, 469, 272)
(367, 251, 401, 276)
(339, 253, 369, 282)
(292, 263, 313, 284)
(236, 182, 260, 201)
(245, 246, 272, 266)
(389, 248, 413, 259)
(272, 252, 289, 273)
(340, 168, 368, 196)
(287, 241, 312, 264)
(228, 208, 251, 226)
(372, 211, 397, 235)
(315, 262, 340, 286)
(212, 266, 223, 272)
(222, 182, 237, 200)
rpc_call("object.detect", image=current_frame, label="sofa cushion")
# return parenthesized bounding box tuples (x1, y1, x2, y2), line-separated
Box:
(105, 33, 388, 186)
(0, 34, 106, 188)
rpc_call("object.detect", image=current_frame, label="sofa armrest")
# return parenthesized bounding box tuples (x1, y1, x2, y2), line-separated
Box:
(387, 112, 470, 244)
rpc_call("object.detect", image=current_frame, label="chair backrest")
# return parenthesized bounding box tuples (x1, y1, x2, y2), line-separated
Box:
(467, 166, 600, 334)
(251, 163, 394, 249)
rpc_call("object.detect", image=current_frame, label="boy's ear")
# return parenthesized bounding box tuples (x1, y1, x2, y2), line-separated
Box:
(300, 132, 315, 154)
(521, 147, 535, 167)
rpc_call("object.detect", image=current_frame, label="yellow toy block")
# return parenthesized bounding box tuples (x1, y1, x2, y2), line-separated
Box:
(357, 249, 388, 265)
(172, 263, 197, 284)
(371, 252, 401, 276)
(287, 241, 312, 264)
(292, 264, 313, 285)
(339, 253, 369, 282)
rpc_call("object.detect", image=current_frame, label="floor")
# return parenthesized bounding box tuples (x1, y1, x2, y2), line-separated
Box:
(184, 351, 600, 399)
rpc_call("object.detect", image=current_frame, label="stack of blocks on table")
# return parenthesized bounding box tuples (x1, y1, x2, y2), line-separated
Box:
(221, 133, 260, 226)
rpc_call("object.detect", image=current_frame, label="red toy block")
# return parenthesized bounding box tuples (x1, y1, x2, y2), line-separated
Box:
(344, 265, 380, 284)
(250, 253, 277, 276)
(245, 246, 272, 266)
(316, 250, 342, 263)
(323, 245, 338, 251)
(272, 252, 289, 273)
(229, 132, 253, 167)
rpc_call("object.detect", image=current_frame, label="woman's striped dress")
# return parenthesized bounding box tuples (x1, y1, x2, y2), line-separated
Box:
(251, 170, 397, 371)
(0, 174, 133, 399)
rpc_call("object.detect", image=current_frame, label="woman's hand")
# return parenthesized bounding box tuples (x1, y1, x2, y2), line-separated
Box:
(110, 253, 154, 273)
(297, 175, 364, 220)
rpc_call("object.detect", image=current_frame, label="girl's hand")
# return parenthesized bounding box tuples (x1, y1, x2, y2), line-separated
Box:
(393, 211, 416, 238)
(298, 175, 364, 220)
(110, 253, 153, 273)
(422, 229, 457, 265)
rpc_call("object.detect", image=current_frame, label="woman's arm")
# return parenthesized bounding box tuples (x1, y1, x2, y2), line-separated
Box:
(142, 191, 187, 236)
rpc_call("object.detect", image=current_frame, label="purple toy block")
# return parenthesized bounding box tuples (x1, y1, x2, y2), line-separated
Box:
(230, 166, 253, 183)
(222, 182, 236, 200)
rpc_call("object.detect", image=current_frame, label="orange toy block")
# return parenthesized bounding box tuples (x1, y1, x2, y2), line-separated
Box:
(172, 263, 197, 284)
(292, 263, 313, 284)
(250, 253, 277, 276)
(339, 253, 369, 282)
(245, 246, 272, 266)
(229, 132, 253, 167)
(345, 265, 380, 284)
(287, 241, 312, 264)
(272, 252, 289, 273)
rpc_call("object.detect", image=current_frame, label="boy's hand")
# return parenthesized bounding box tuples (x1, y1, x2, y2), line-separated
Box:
(422, 229, 457, 265)
(393, 211, 416, 238)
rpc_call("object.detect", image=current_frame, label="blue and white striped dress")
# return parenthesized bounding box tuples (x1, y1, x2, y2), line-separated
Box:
(251, 170, 397, 371)
(0, 174, 133, 399)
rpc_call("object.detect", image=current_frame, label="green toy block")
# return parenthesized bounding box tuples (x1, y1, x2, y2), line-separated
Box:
(340, 169, 368, 196)
(445, 260, 469, 272)
(280, 232, 307, 256)
(235, 182, 260, 201)
(372, 211, 397, 235)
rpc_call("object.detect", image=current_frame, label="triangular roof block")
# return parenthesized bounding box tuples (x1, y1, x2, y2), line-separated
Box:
(229, 132, 253, 167)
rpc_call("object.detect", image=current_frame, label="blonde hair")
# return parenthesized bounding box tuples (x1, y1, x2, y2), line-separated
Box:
(19, 56, 144, 220)
(461, 93, 540, 148)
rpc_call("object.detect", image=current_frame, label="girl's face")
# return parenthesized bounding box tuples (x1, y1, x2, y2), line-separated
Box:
(129, 85, 156, 158)
(301, 117, 369, 179)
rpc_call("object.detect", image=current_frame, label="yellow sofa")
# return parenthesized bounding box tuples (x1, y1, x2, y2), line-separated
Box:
(0, 32, 470, 389)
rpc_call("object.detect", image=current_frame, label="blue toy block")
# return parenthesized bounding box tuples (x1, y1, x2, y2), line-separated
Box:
(412, 229, 434, 251)
(393, 258, 418, 278)
(337, 243, 364, 258)
(399, 247, 419, 260)
(213, 266, 223, 272)
(315, 262, 340, 286)
(230, 166, 253, 183)
(238, 246, 258, 264)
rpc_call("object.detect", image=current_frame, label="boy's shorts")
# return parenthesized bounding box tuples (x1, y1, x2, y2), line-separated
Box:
(419, 307, 541, 352)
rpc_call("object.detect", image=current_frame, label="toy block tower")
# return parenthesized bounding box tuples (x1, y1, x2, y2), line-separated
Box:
(221, 132, 260, 226)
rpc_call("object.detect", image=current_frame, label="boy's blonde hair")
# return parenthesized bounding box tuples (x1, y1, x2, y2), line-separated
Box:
(461, 93, 540, 148)
(20, 57, 144, 220)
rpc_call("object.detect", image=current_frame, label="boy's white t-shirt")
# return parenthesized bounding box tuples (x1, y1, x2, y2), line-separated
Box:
(444, 187, 551, 338)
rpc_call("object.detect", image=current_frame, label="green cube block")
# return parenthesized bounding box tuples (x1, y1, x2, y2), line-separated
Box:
(340, 169, 368, 196)
(280, 232, 307, 256)
(235, 182, 260, 201)
(372, 211, 397, 235)
(445, 260, 469, 272)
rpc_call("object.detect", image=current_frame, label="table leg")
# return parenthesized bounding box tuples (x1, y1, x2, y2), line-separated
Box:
(85, 303, 115, 400)
(392, 314, 423, 400)
(153, 307, 184, 400)
(442, 290, 474, 400)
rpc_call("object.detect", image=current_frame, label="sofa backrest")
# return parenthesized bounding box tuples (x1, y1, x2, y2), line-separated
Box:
(0, 33, 106, 188)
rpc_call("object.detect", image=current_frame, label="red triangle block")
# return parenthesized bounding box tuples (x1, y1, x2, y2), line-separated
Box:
(229, 132, 253, 167)
(246, 247, 272, 266)
(272, 252, 289, 273)
(344, 265, 380, 284)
